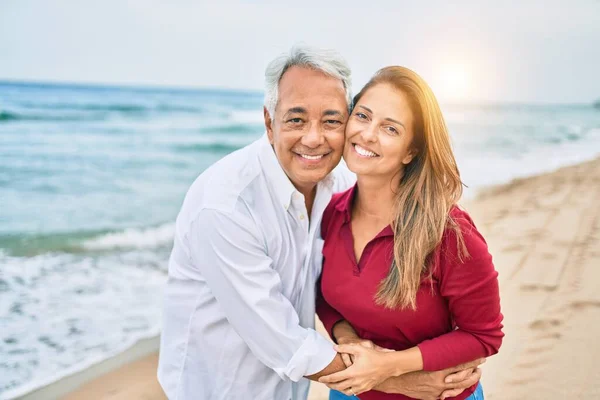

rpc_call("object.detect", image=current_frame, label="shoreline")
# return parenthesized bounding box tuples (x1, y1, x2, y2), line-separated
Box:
(11, 155, 600, 400)
(12, 337, 161, 400)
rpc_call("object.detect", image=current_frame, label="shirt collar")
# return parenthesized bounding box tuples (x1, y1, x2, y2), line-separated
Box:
(335, 183, 357, 223)
(257, 134, 337, 211)
(258, 134, 296, 210)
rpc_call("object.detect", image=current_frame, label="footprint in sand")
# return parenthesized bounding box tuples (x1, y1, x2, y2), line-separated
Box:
(520, 284, 557, 292)
(505, 376, 538, 386)
(536, 331, 562, 340)
(541, 252, 557, 260)
(524, 344, 553, 354)
(515, 359, 545, 369)
(569, 300, 600, 310)
(529, 318, 562, 330)
(503, 243, 526, 252)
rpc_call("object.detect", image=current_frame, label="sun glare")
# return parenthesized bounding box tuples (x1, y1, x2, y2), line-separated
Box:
(431, 63, 471, 102)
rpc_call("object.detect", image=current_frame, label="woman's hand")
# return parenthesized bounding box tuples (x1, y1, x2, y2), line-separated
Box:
(333, 320, 391, 367)
(319, 343, 398, 396)
(335, 337, 392, 367)
(336, 337, 366, 367)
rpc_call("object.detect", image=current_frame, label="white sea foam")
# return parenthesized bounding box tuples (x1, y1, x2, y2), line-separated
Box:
(0, 250, 168, 399)
(82, 223, 175, 251)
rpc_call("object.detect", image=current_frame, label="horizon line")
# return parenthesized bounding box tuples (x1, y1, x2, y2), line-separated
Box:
(0, 78, 597, 107)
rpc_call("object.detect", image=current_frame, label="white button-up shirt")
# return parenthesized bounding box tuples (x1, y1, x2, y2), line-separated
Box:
(158, 135, 355, 400)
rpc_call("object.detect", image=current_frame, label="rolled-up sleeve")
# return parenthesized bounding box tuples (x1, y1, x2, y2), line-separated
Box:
(186, 207, 336, 380)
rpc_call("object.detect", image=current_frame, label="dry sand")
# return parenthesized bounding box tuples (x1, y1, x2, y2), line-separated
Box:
(22, 157, 600, 400)
(466, 157, 600, 399)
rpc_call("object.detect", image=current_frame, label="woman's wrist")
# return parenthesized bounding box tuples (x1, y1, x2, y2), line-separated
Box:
(385, 347, 424, 377)
(383, 351, 407, 377)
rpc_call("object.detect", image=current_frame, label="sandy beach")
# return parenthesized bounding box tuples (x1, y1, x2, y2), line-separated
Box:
(21, 157, 600, 400)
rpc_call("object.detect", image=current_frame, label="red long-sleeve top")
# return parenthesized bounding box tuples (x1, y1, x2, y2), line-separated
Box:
(316, 186, 504, 400)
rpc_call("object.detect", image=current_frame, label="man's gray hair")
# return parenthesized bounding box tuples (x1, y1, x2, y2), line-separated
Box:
(264, 45, 353, 117)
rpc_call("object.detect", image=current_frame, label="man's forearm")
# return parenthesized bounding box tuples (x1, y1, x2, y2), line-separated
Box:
(375, 370, 450, 398)
(374, 359, 484, 398)
(375, 373, 417, 395)
(305, 353, 347, 381)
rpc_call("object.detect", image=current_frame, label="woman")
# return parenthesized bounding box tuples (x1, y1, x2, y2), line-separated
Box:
(316, 66, 503, 400)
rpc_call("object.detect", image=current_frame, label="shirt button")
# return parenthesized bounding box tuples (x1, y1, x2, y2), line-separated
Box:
(299, 214, 305, 220)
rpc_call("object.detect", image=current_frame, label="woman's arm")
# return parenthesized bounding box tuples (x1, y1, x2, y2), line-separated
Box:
(332, 320, 360, 344)
(316, 279, 346, 337)
(316, 283, 375, 368)
(417, 213, 504, 371)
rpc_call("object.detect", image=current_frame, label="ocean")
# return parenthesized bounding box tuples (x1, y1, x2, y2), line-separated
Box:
(1, 81, 599, 398)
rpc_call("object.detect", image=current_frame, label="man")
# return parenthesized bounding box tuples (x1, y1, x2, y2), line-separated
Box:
(158, 46, 482, 400)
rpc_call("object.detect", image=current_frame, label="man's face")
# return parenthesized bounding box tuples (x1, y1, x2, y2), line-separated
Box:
(264, 66, 348, 193)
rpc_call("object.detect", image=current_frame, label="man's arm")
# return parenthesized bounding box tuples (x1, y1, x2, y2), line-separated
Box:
(187, 208, 344, 381)
(375, 361, 484, 400)
(305, 354, 347, 381)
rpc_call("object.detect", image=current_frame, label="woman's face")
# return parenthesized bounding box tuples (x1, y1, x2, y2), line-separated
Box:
(344, 83, 417, 181)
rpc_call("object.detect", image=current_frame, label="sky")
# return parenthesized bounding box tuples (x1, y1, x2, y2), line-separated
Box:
(1, 0, 599, 103)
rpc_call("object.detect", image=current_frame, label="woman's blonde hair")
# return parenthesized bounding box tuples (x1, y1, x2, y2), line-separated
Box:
(353, 66, 466, 310)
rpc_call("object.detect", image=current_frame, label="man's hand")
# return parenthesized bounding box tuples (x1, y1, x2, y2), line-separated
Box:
(439, 363, 483, 400)
(375, 358, 485, 400)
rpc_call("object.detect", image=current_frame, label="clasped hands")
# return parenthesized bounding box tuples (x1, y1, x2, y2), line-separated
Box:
(318, 337, 484, 400)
